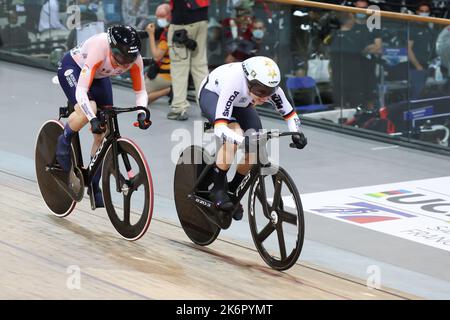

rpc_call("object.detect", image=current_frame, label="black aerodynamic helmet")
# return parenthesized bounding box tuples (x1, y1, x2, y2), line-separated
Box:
(107, 25, 141, 65)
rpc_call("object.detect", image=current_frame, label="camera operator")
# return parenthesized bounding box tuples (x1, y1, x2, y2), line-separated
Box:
(145, 3, 172, 105)
(167, 0, 209, 121)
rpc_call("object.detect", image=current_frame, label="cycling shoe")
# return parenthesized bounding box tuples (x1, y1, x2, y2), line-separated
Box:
(233, 203, 244, 221)
(210, 189, 234, 212)
(228, 193, 243, 220)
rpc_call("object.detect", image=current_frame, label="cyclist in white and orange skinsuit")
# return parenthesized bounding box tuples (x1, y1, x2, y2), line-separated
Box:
(56, 25, 151, 208)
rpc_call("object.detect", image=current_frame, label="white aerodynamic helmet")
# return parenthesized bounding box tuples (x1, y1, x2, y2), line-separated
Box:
(242, 56, 281, 97)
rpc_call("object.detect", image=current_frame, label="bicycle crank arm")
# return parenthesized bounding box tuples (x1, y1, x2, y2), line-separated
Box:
(87, 185, 96, 211)
(188, 194, 233, 230)
(46, 165, 85, 202)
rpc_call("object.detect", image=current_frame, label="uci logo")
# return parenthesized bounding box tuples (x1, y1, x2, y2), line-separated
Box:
(367, 189, 450, 217)
(223, 91, 239, 117)
(385, 193, 450, 216)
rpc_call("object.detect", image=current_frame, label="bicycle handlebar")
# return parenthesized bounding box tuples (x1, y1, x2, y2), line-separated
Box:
(101, 106, 151, 128)
(249, 131, 303, 150)
(250, 130, 300, 140)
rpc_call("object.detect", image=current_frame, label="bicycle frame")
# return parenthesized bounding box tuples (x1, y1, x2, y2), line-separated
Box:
(59, 104, 149, 194)
(189, 130, 298, 213)
(190, 145, 268, 211)
(79, 112, 121, 192)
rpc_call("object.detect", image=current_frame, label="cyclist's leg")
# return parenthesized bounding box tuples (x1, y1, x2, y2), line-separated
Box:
(56, 53, 97, 171)
(210, 123, 241, 210)
(215, 122, 242, 171)
(198, 85, 242, 166)
(89, 77, 112, 155)
(199, 87, 236, 210)
(87, 78, 113, 208)
(68, 101, 97, 131)
(224, 107, 262, 220)
(228, 106, 263, 194)
(56, 101, 98, 171)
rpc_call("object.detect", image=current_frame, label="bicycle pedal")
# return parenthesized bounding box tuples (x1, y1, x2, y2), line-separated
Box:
(232, 205, 244, 221)
(69, 170, 81, 193)
(198, 206, 232, 230)
(48, 165, 70, 182)
(213, 201, 234, 212)
(216, 210, 233, 229)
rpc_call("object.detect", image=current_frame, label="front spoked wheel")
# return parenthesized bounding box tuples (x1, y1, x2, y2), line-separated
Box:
(102, 138, 154, 241)
(248, 166, 304, 271)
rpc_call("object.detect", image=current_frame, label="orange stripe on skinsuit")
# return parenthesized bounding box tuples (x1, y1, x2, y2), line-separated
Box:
(130, 64, 143, 91)
(214, 119, 229, 126)
(88, 61, 103, 88)
(284, 111, 296, 120)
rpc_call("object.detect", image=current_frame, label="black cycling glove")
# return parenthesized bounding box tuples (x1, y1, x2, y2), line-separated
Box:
(137, 111, 151, 130)
(90, 117, 106, 134)
(290, 132, 308, 149)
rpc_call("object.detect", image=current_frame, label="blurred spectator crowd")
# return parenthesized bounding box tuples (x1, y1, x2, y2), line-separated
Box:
(0, 0, 449, 143)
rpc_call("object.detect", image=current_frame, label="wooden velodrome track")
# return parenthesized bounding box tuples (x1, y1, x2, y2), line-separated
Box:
(0, 169, 418, 300)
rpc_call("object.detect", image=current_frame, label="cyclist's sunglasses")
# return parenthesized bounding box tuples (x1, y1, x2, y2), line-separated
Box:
(248, 82, 277, 98)
(112, 48, 136, 65)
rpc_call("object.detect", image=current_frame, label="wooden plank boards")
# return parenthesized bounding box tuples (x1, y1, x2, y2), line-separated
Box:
(0, 170, 418, 299)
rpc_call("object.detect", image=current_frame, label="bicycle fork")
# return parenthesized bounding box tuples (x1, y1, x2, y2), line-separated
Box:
(112, 139, 135, 193)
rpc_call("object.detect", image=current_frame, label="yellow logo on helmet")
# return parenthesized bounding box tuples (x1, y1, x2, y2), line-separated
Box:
(268, 69, 277, 79)
(264, 59, 273, 67)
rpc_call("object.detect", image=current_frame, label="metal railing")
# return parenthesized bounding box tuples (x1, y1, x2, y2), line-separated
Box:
(0, 0, 449, 154)
(266, 0, 450, 25)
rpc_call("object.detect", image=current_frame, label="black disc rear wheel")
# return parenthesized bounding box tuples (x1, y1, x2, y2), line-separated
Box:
(35, 120, 76, 217)
(174, 145, 220, 246)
